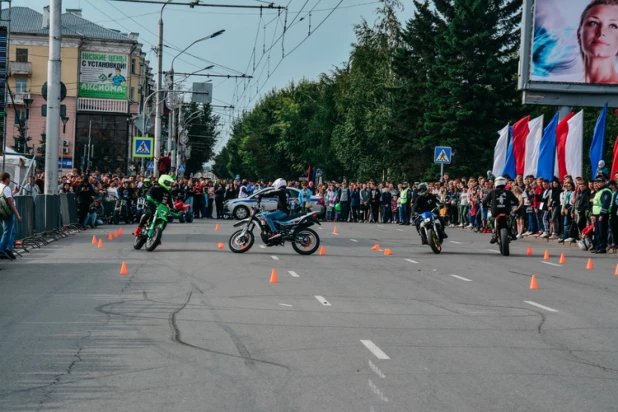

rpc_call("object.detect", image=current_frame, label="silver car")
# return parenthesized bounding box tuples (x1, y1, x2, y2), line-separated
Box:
(223, 187, 324, 220)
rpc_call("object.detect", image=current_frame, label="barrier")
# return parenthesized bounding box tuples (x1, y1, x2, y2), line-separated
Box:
(34, 195, 46, 234)
(14, 196, 35, 240)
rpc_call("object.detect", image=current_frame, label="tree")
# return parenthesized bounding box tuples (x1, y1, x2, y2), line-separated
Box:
(182, 102, 220, 175)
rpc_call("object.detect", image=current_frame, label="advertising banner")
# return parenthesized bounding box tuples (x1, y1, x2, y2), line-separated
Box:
(79, 52, 128, 99)
(531, 0, 618, 86)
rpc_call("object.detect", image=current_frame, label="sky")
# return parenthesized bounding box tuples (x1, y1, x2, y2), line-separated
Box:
(16, 0, 413, 152)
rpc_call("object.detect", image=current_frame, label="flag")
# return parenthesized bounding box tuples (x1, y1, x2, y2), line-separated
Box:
(556, 111, 575, 180)
(492, 125, 509, 178)
(502, 126, 516, 178)
(611, 136, 618, 178)
(537, 113, 559, 180)
(523, 115, 544, 178)
(565, 110, 584, 179)
(512, 116, 531, 176)
(590, 103, 608, 180)
(163, 101, 170, 115)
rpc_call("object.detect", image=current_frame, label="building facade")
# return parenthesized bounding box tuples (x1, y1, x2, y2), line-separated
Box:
(1, 6, 154, 173)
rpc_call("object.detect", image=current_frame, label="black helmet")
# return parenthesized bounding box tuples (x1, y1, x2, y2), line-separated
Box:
(418, 182, 428, 195)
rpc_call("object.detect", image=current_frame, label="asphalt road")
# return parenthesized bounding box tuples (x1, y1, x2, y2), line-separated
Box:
(1, 219, 617, 412)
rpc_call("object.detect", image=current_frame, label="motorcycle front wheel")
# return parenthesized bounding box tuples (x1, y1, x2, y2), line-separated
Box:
(146, 227, 163, 252)
(133, 234, 147, 250)
(229, 229, 255, 253)
(426, 228, 442, 254)
(291, 228, 320, 255)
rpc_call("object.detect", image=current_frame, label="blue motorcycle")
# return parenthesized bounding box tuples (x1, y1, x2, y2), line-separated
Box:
(415, 210, 443, 254)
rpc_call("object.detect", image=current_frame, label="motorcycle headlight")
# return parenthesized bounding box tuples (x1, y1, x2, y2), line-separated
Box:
(424, 218, 431, 223)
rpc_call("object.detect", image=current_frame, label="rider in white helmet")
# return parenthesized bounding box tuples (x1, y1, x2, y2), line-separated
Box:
(259, 178, 290, 240)
(482, 176, 520, 244)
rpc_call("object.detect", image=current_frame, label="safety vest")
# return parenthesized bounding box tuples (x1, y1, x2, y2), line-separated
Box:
(400, 187, 409, 202)
(592, 187, 611, 215)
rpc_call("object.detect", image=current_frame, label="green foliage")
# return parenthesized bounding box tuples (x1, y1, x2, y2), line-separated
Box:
(182, 102, 220, 175)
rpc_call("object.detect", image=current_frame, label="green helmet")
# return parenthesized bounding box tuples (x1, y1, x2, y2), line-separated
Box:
(158, 174, 174, 190)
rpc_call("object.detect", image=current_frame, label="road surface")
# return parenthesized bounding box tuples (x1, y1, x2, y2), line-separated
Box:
(1, 220, 617, 411)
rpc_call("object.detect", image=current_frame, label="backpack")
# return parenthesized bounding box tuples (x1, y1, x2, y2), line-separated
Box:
(0, 188, 13, 219)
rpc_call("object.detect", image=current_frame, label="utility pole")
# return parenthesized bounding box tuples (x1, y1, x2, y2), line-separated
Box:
(154, 0, 172, 178)
(44, 0, 61, 194)
(167, 70, 175, 170)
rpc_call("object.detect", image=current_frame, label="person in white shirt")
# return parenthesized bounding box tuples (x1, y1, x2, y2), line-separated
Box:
(0, 172, 22, 260)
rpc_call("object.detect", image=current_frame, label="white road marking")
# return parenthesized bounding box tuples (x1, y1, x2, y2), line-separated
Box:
(368, 359, 386, 379)
(333, 232, 339, 236)
(541, 261, 562, 267)
(377, 225, 384, 228)
(361, 340, 390, 360)
(318, 227, 323, 230)
(288, 271, 299, 278)
(271, 256, 279, 261)
(259, 245, 266, 249)
(451, 274, 472, 282)
(405, 259, 419, 264)
(378, 249, 384, 252)
(450, 241, 462, 244)
(524, 301, 558, 313)
(314, 295, 331, 306)
(350, 239, 358, 242)
(486, 249, 500, 253)
(396, 229, 404, 232)
(278, 303, 293, 307)
(368, 379, 389, 403)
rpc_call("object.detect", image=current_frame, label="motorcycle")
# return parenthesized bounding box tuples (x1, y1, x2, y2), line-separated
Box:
(229, 200, 321, 255)
(172, 200, 193, 223)
(493, 213, 517, 256)
(415, 210, 444, 254)
(133, 203, 180, 252)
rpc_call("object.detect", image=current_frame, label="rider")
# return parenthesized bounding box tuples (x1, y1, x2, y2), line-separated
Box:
(412, 182, 448, 243)
(259, 178, 289, 240)
(482, 176, 520, 244)
(133, 174, 175, 237)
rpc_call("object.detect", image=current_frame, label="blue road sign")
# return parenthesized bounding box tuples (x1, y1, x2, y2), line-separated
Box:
(315, 168, 323, 177)
(434, 146, 452, 164)
(177, 165, 186, 173)
(146, 161, 154, 171)
(133, 137, 153, 158)
(58, 159, 73, 169)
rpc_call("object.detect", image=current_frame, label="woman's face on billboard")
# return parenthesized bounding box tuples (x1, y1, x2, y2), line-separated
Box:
(580, 5, 618, 58)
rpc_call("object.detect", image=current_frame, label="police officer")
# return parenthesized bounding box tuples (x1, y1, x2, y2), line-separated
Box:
(591, 176, 612, 254)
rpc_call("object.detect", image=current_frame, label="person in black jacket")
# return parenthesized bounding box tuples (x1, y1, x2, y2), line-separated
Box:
(413, 182, 448, 241)
(76, 178, 96, 226)
(482, 176, 520, 244)
(258, 178, 289, 240)
(214, 179, 226, 219)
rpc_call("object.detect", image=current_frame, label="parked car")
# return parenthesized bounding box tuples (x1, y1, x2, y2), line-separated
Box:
(223, 187, 325, 220)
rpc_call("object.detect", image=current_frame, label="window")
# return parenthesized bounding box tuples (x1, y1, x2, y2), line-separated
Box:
(14, 78, 27, 93)
(131, 58, 136, 74)
(16, 48, 28, 63)
(130, 87, 135, 101)
(14, 109, 25, 125)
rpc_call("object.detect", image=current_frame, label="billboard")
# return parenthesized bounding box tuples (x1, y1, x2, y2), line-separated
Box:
(531, 0, 618, 86)
(79, 52, 128, 99)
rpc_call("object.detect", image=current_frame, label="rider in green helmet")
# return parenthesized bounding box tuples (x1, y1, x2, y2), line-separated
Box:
(133, 174, 175, 236)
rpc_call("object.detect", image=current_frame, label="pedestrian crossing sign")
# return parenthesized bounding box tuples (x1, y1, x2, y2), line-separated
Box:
(177, 165, 186, 173)
(434, 146, 452, 164)
(133, 137, 153, 158)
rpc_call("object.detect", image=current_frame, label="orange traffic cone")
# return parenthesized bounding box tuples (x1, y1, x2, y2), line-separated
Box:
(559, 253, 566, 264)
(543, 250, 550, 260)
(319, 246, 325, 256)
(586, 258, 594, 270)
(120, 261, 129, 275)
(215, 224, 220, 231)
(371, 244, 380, 251)
(270, 269, 278, 283)
(526, 246, 533, 256)
(108, 233, 113, 241)
(614, 263, 618, 276)
(333, 226, 339, 234)
(217, 242, 224, 249)
(91, 235, 97, 244)
(113, 230, 119, 239)
(529, 275, 538, 290)
(97, 239, 103, 249)
(119, 227, 124, 235)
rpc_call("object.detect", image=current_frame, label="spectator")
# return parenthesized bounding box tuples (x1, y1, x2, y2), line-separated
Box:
(157, 152, 172, 175)
(19, 176, 41, 196)
(350, 183, 360, 223)
(339, 181, 350, 222)
(299, 182, 313, 214)
(0, 172, 21, 260)
(215, 179, 226, 219)
(84, 199, 104, 228)
(360, 183, 370, 223)
(381, 186, 392, 223)
(76, 178, 96, 226)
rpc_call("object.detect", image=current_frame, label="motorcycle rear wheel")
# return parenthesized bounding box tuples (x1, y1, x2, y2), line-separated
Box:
(291, 228, 320, 255)
(229, 229, 254, 253)
(499, 228, 510, 256)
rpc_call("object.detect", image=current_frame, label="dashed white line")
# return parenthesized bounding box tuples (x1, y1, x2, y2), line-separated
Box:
(361, 340, 390, 360)
(288, 271, 299, 278)
(541, 261, 562, 267)
(450, 241, 462, 244)
(451, 274, 473, 282)
(314, 295, 331, 306)
(486, 249, 500, 253)
(524, 301, 558, 313)
(396, 229, 404, 232)
(405, 259, 419, 264)
(271, 256, 279, 261)
(368, 359, 386, 379)
(278, 303, 293, 307)
(259, 245, 266, 249)
(377, 225, 384, 228)
(350, 239, 358, 242)
(333, 232, 339, 236)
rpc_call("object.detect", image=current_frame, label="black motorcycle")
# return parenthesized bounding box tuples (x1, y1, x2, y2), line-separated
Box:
(229, 200, 321, 255)
(493, 213, 517, 256)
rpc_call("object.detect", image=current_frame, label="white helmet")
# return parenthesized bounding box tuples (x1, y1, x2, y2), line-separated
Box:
(599, 160, 606, 168)
(495, 176, 506, 188)
(272, 178, 287, 189)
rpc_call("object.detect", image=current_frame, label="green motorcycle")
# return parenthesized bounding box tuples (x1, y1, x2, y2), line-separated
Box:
(133, 202, 179, 252)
